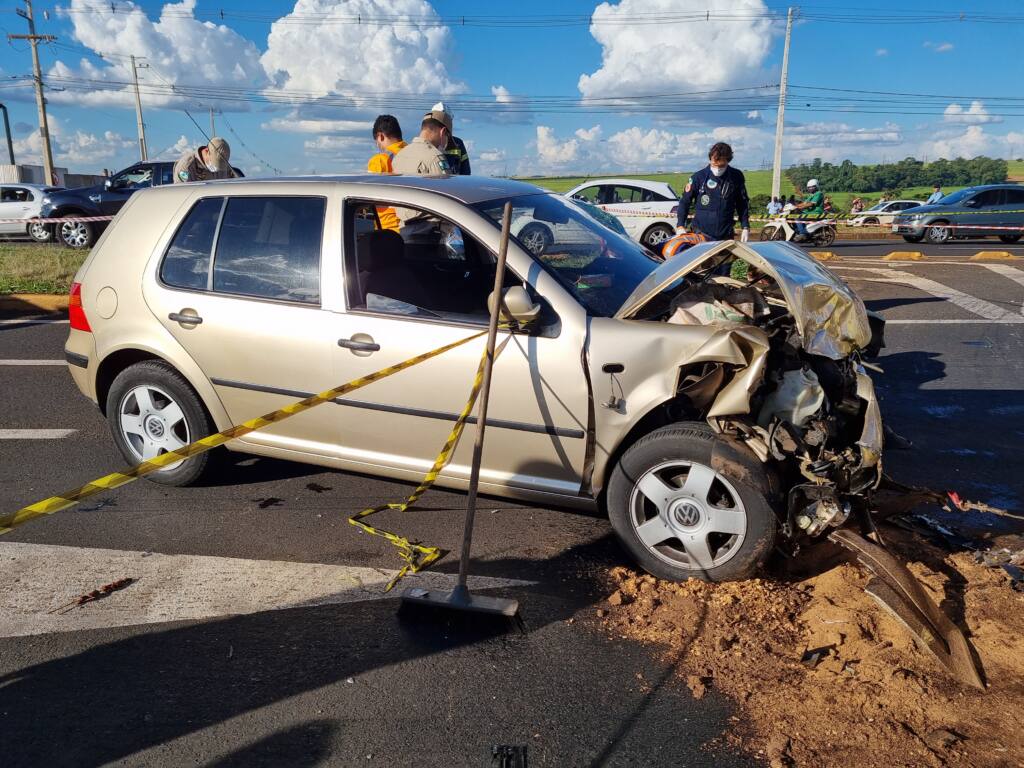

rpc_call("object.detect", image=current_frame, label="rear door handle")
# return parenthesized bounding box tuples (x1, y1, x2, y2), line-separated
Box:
(169, 311, 203, 326)
(338, 336, 380, 353)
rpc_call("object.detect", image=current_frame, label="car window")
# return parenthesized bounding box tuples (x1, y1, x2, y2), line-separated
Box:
(212, 197, 324, 304)
(157, 164, 174, 186)
(1002, 189, 1024, 205)
(972, 190, 1003, 208)
(112, 166, 153, 190)
(160, 197, 224, 291)
(611, 186, 645, 203)
(345, 201, 520, 323)
(0, 187, 32, 202)
(571, 186, 601, 204)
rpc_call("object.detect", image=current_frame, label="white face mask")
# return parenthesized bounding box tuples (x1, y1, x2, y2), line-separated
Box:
(710, 164, 727, 177)
(205, 161, 219, 173)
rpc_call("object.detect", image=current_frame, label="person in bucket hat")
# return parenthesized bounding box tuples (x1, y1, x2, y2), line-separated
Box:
(173, 137, 236, 183)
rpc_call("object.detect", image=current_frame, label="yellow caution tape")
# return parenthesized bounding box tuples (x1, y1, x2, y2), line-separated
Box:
(0, 331, 486, 535)
(348, 335, 511, 591)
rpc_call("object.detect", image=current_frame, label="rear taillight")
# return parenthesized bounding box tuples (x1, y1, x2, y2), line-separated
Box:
(69, 282, 91, 332)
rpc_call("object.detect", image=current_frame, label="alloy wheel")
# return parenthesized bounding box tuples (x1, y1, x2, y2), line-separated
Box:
(118, 384, 191, 469)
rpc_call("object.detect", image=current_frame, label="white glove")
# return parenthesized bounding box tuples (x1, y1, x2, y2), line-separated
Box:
(740, 228, 750, 243)
(676, 225, 688, 234)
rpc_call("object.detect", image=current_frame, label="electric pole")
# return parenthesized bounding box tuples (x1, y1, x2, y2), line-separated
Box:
(130, 55, 148, 160)
(771, 6, 796, 201)
(209, 108, 215, 137)
(9, 0, 56, 183)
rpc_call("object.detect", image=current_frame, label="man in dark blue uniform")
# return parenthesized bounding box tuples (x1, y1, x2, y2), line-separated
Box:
(676, 142, 750, 242)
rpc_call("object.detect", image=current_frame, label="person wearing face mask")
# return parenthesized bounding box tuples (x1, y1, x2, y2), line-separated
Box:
(676, 142, 750, 242)
(173, 137, 235, 183)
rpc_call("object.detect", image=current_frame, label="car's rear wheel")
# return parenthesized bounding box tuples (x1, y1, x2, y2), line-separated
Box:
(27, 220, 52, 243)
(998, 234, 1022, 244)
(642, 223, 674, 248)
(924, 222, 952, 244)
(106, 360, 214, 486)
(58, 217, 95, 249)
(518, 222, 552, 256)
(903, 234, 924, 243)
(607, 424, 776, 582)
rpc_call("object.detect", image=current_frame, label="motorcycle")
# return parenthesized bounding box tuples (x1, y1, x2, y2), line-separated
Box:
(760, 205, 836, 247)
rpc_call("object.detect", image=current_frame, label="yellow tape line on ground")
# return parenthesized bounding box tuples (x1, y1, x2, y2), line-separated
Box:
(0, 331, 486, 535)
(348, 336, 511, 591)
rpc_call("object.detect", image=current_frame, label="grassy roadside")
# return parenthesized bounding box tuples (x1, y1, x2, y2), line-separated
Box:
(0, 242, 87, 294)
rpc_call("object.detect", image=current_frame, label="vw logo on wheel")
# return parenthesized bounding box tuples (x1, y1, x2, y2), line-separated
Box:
(674, 501, 702, 528)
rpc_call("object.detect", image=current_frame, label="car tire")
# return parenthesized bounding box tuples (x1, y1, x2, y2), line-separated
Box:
(27, 220, 53, 243)
(607, 423, 777, 583)
(518, 222, 553, 256)
(902, 234, 924, 243)
(998, 234, 1022, 244)
(862, 217, 879, 226)
(924, 222, 952, 244)
(642, 223, 675, 248)
(106, 360, 215, 487)
(58, 216, 95, 249)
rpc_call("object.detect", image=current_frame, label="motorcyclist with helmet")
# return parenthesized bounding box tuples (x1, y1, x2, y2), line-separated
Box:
(791, 178, 825, 242)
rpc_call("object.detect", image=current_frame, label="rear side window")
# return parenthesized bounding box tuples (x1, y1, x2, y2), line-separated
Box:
(1003, 189, 1024, 205)
(212, 197, 324, 304)
(157, 164, 174, 186)
(160, 196, 223, 290)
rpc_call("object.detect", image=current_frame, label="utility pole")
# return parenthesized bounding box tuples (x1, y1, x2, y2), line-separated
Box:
(771, 6, 795, 201)
(130, 55, 148, 160)
(10, 0, 56, 183)
(209, 108, 215, 137)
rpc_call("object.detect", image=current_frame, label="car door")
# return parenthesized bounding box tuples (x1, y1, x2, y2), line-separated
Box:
(996, 188, 1024, 237)
(0, 186, 34, 233)
(97, 164, 155, 215)
(143, 191, 347, 455)
(326, 195, 591, 499)
(962, 189, 1004, 236)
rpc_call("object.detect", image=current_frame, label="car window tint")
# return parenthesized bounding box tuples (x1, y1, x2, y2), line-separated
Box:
(1003, 189, 1024, 205)
(213, 196, 323, 304)
(0, 187, 31, 202)
(160, 197, 224, 291)
(346, 201, 519, 323)
(114, 166, 153, 189)
(973, 190, 1003, 207)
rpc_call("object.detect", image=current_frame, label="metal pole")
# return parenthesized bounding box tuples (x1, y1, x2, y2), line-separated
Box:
(25, 0, 55, 184)
(210, 108, 215, 137)
(0, 104, 15, 164)
(130, 55, 148, 161)
(455, 201, 512, 592)
(771, 6, 795, 201)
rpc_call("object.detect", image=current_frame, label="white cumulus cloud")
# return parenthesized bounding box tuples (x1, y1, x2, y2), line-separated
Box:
(944, 101, 1001, 125)
(578, 0, 777, 98)
(13, 117, 136, 168)
(261, 117, 371, 134)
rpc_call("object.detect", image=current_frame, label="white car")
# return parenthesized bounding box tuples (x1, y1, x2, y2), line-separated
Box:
(849, 200, 922, 227)
(0, 183, 62, 242)
(566, 178, 679, 249)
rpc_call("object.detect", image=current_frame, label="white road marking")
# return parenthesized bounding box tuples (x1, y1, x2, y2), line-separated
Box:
(0, 359, 64, 365)
(884, 319, 1004, 325)
(0, 317, 68, 326)
(0, 542, 536, 638)
(0, 429, 77, 439)
(981, 262, 1024, 289)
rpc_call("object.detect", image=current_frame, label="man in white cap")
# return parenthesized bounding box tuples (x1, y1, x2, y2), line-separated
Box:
(173, 137, 235, 183)
(424, 102, 470, 175)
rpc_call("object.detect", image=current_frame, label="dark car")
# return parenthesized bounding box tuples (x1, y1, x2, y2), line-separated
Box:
(37, 160, 244, 248)
(892, 183, 1024, 244)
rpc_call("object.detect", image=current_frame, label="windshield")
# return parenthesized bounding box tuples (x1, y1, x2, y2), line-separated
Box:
(937, 189, 973, 206)
(473, 193, 661, 317)
(865, 203, 886, 212)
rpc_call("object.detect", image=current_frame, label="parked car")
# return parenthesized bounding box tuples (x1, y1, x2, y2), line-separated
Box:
(566, 178, 679, 249)
(891, 184, 1024, 244)
(0, 183, 63, 241)
(848, 199, 922, 227)
(64, 174, 883, 583)
(37, 160, 244, 249)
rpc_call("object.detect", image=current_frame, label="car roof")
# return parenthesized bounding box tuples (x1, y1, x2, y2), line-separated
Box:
(184, 174, 546, 205)
(961, 183, 1022, 191)
(568, 177, 676, 195)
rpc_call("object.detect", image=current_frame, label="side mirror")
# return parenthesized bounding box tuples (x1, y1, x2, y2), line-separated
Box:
(488, 285, 542, 327)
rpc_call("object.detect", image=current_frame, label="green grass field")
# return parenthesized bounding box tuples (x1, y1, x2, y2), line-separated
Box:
(1008, 159, 1024, 181)
(0, 243, 86, 294)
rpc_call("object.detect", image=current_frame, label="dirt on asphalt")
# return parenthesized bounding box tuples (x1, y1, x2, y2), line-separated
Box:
(596, 528, 1024, 768)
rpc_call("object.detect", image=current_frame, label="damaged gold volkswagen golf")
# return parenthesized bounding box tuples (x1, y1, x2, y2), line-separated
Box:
(64, 175, 884, 583)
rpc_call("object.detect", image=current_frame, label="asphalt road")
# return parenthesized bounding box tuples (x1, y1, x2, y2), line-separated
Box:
(2, 246, 1023, 767)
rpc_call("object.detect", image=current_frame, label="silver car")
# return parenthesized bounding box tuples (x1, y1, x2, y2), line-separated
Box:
(64, 175, 883, 582)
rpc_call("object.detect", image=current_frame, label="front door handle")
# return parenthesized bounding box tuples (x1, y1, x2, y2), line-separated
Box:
(338, 335, 380, 355)
(169, 311, 203, 327)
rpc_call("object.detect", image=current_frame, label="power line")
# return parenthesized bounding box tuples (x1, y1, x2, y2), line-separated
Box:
(218, 111, 283, 175)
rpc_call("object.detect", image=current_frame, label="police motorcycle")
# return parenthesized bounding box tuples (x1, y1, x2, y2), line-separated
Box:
(760, 203, 837, 247)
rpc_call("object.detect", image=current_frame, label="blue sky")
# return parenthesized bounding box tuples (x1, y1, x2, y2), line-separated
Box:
(0, 0, 1021, 177)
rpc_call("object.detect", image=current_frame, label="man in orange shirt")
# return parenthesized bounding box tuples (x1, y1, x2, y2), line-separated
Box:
(367, 115, 407, 231)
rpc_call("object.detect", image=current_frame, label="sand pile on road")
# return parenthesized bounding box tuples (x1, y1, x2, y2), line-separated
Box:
(597, 532, 1024, 767)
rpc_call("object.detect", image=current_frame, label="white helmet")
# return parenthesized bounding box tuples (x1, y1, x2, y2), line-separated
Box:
(807, 178, 819, 189)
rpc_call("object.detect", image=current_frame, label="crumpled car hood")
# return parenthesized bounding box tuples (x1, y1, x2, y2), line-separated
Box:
(615, 240, 873, 360)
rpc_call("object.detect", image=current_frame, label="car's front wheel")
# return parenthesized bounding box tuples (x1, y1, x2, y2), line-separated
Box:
(642, 223, 675, 249)
(607, 424, 776, 582)
(924, 222, 952, 244)
(106, 360, 215, 486)
(27, 220, 52, 243)
(998, 234, 1022, 244)
(58, 217, 95, 249)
